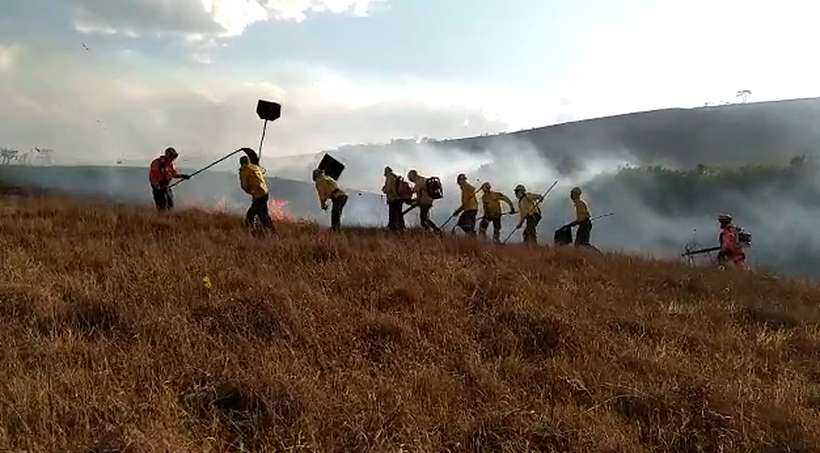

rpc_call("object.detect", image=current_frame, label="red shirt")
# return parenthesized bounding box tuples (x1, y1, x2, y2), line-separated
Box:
(720, 225, 746, 268)
(149, 157, 178, 188)
(720, 226, 740, 255)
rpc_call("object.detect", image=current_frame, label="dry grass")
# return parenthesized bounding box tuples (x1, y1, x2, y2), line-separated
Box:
(1, 191, 819, 452)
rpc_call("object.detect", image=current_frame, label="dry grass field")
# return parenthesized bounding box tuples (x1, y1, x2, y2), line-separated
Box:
(1, 190, 819, 452)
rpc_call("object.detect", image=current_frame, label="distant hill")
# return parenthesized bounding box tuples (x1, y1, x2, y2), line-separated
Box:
(445, 97, 820, 167)
(312, 98, 820, 180)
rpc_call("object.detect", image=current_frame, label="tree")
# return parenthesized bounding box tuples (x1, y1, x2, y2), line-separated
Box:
(0, 148, 19, 165)
(736, 90, 752, 103)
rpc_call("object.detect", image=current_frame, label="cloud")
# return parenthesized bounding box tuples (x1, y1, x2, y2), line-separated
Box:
(0, 45, 22, 72)
(72, 0, 379, 39)
(0, 50, 506, 167)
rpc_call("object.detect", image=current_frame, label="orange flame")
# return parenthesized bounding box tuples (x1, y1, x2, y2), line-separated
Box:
(268, 198, 293, 222)
(212, 197, 228, 213)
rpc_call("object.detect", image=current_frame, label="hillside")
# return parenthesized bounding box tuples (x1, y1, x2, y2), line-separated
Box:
(322, 97, 820, 173)
(445, 97, 820, 168)
(1, 191, 819, 451)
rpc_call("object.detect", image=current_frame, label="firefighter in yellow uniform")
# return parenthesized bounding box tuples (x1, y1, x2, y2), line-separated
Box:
(514, 184, 543, 244)
(313, 168, 348, 231)
(479, 182, 515, 243)
(568, 187, 592, 246)
(452, 173, 478, 235)
(408, 169, 440, 232)
(239, 151, 274, 232)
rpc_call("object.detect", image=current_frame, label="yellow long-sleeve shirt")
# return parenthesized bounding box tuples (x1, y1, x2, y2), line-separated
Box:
(382, 173, 400, 202)
(518, 192, 544, 222)
(574, 198, 590, 222)
(315, 175, 345, 206)
(482, 191, 514, 218)
(239, 164, 269, 199)
(459, 182, 478, 212)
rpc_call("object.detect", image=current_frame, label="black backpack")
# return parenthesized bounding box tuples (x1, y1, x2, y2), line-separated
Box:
(426, 176, 444, 200)
(554, 225, 573, 246)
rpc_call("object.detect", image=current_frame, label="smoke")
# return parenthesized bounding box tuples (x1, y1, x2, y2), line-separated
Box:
(4, 96, 820, 279)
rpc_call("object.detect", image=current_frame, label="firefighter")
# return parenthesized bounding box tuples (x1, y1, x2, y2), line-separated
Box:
(452, 173, 478, 235)
(238, 150, 274, 233)
(148, 147, 190, 212)
(478, 182, 515, 243)
(567, 187, 592, 246)
(407, 169, 440, 232)
(718, 214, 746, 270)
(514, 184, 543, 244)
(382, 166, 406, 231)
(313, 168, 348, 231)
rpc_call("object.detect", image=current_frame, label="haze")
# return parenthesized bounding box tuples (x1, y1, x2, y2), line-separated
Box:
(2, 0, 820, 165)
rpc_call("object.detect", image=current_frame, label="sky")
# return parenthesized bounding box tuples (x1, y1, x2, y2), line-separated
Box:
(1, 0, 820, 165)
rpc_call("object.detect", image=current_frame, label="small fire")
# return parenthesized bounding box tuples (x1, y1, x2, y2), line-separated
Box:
(268, 198, 293, 222)
(212, 197, 228, 213)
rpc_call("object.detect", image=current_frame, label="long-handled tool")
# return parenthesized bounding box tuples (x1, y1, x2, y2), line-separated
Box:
(169, 148, 245, 188)
(255, 100, 281, 161)
(440, 213, 459, 230)
(590, 212, 615, 222)
(502, 180, 559, 244)
(681, 246, 721, 257)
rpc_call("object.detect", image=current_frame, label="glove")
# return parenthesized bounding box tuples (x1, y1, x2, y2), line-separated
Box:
(180, 174, 191, 180)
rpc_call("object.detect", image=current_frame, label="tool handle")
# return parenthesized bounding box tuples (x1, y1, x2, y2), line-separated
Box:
(169, 148, 244, 188)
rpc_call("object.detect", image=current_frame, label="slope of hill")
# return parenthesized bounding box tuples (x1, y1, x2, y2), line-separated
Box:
(302, 98, 820, 191)
(1, 191, 819, 451)
(445, 97, 820, 167)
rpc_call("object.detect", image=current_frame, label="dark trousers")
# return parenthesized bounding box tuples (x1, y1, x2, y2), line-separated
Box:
(419, 205, 440, 232)
(387, 201, 406, 231)
(523, 214, 541, 244)
(152, 186, 174, 212)
(457, 210, 478, 235)
(331, 194, 348, 231)
(246, 194, 274, 231)
(575, 219, 592, 246)
(480, 216, 503, 242)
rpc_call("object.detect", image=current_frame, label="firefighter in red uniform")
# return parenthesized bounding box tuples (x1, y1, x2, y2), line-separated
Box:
(149, 147, 190, 212)
(718, 214, 746, 270)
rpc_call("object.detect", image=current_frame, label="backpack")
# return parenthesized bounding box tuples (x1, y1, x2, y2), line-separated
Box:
(396, 177, 413, 202)
(737, 227, 752, 247)
(554, 225, 573, 246)
(426, 176, 444, 200)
